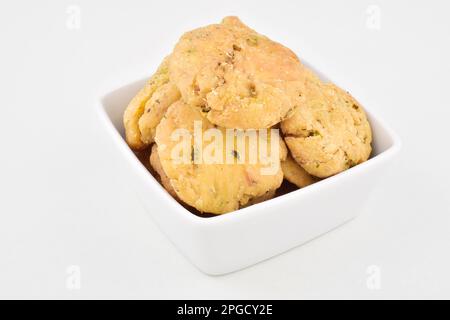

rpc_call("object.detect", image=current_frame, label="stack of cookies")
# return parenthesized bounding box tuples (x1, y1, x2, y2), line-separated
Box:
(123, 17, 372, 215)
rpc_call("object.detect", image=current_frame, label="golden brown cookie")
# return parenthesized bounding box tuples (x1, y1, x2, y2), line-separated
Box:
(138, 82, 180, 145)
(123, 56, 172, 150)
(155, 100, 285, 214)
(169, 16, 307, 129)
(281, 78, 372, 178)
(149, 144, 177, 198)
(281, 153, 317, 188)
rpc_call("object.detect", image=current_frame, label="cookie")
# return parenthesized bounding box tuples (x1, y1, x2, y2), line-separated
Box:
(281, 78, 372, 178)
(281, 152, 317, 188)
(149, 144, 177, 198)
(169, 16, 307, 129)
(155, 100, 285, 214)
(138, 82, 180, 145)
(123, 56, 171, 150)
(151, 142, 277, 210)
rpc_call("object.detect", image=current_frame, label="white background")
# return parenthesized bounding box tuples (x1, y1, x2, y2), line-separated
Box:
(0, 0, 449, 299)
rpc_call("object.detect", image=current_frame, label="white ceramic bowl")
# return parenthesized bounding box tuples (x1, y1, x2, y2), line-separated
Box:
(97, 64, 401, 275)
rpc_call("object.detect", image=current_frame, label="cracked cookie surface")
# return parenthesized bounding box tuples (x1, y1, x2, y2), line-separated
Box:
(169, 16, 307, 129)
(281, 78, 372, 178)
(155, 100, 284, 214)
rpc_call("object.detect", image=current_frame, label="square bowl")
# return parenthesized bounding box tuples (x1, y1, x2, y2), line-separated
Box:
(96, 64, 401, 275)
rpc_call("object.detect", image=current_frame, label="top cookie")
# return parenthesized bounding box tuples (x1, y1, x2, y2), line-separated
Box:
(281, 76, 372, 178)
(169, 16, 307, 129)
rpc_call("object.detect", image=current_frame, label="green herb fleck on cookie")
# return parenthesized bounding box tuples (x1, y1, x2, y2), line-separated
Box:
(246, 35, 259, 46)
(201, 105, 211, 113)
(307, 130, 321, 137)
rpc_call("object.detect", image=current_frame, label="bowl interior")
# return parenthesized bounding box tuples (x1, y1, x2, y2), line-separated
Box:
(99, 66, 400, 218)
